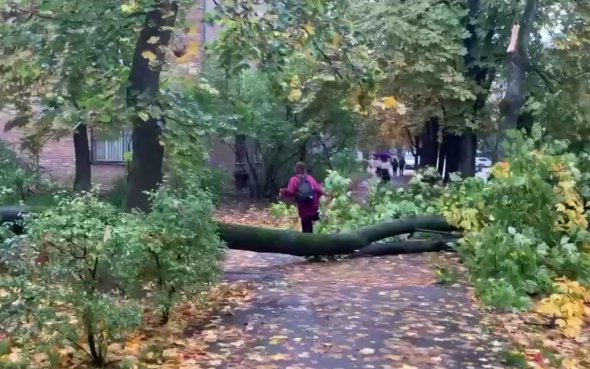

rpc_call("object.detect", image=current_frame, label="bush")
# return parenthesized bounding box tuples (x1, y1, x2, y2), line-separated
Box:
(138, 182, 224, 323)
(315, 169, 440, 234)
(441, 130, 590, 310)
(0, 142, 48, 205)
(104, 176, 128, 209)
(0, 186, 223, 366)
(0, 192, 144, 366)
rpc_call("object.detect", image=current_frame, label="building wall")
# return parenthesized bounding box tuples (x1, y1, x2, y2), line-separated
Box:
(0, 111, 126, 187)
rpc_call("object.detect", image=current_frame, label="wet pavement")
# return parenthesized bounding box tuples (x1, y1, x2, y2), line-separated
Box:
(185, 251, 511, 369)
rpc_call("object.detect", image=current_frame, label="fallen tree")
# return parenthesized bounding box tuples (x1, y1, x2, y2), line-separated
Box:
(219, 216, 456, 256)
(0, 206, 458, 257)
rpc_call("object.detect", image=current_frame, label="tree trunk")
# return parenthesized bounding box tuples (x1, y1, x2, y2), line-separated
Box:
(73, 123, 92, 192)
(218, 215, 454, 257)
(442, 134, 460, 181)
(124, 2, 179, 212)
(351, 239, 455, 258)
(418, 118, 440, 168)
(1, 207, 456, 258)
(457, 132, 477, 178)
(437, 136, 446, 177)
(497, 0, 539, 160)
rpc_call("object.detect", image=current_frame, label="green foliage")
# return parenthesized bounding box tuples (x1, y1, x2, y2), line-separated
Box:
(442, 130, 590, 310)
(270, 202, 299, 224)
(1, 192, 144, 366)
(105, 176, 129, 209)
(0, 142, 53, 205)
(316, 170, 440, 234)
(0, 187, 223, 365)
(140, 183, 224, 322)
(0, 0, 144, 153)
(271, 132, 590, 313)
(435, 267, 460, 286)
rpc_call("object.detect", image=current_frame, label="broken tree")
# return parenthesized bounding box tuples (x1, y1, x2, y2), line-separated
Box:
(0, 206, 457, 258)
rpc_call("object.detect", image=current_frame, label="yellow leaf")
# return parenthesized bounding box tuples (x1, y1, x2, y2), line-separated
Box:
(563, 325, 582, 338)
(176, 41, 200, 63)
(270, 353, 289, 360)
(120, 3, 137, 14)
(269, 335, 288, 344)
(288, 88, 302, 102)
(147, 36, 160, 44)
(141, 50, 157, 62)
(332, 33, 343, 48)
(564, 358, 580, 369)
(138, 111, 149, 121)
(382, 96, 398, 108)
(303, 23, 315, 35)
(289, 75, 300, 88)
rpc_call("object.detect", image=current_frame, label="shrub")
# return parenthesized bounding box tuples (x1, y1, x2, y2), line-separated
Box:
(0, 192, 144, 366)
(442, 130, 590, 311)
(138, 182, 224, 323)
(315, 170, 440, 234)
(0, 142, 48, 205)
(0, 186, 224, 365)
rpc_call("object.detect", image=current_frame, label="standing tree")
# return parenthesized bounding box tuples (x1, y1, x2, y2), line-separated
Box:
(497, 0, 539, 160)
(124, 1, 180, 211)
(0, 1, 140, 191)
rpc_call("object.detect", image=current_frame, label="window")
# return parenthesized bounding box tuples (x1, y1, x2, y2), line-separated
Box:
(90, 129, 132, 164)
(254, 143, 263, 164)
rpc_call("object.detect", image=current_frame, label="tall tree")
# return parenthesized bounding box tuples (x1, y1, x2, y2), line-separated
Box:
(124, 1, 180, 212)
(0, 1, 140, 190)
(497, 0, 539, 159)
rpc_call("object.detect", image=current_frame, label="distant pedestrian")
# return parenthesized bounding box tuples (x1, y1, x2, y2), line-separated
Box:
(391, 157, 399, 176)
(373, 156, 382, 178)
(399, 156, 406, 175)
(380, 158, 391, 183)
(279, 161, 324, 234)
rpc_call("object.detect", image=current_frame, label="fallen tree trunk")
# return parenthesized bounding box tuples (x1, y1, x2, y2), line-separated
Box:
(1, 207, 456, 257)
(351, 239, 456, 258)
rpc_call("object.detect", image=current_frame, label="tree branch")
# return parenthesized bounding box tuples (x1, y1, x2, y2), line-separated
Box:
(301, 26, 344, 80)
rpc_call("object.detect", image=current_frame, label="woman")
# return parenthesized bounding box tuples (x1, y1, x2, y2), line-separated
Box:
(391, 157, 399, 176)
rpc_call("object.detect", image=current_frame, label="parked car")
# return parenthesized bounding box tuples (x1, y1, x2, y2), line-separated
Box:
(476, 156, 492, 171)
(404, 154, 416, 170)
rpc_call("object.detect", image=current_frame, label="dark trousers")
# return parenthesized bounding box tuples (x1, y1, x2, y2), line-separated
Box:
(381, 169, 391, 183)
(301, 213, 320, 233)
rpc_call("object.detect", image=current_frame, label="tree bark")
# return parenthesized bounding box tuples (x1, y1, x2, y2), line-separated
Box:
(218, 215, 454, 257)
(418, 118, 440, 168)
(442, 133, 461, 181)
(124, 2, 179, 212)
(2, 207, 456, 258)
(497, 0, 539, 160)
(73, 123, 92, 192)
(457, 0, 497, 177)
(437, 136, 446, 177)
(457, 132, 477, 178)
(351, 239, 455, 258)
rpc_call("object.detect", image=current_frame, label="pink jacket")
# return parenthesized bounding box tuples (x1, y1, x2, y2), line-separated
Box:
(283, 174, 323, 218)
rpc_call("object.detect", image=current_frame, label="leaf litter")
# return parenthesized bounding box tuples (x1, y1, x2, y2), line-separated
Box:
(3, 203, 586, 368)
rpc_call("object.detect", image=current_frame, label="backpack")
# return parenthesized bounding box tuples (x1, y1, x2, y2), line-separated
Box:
(296, 175, 316, 204)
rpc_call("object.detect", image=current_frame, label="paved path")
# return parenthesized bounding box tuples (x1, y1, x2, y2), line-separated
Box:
(186, 251, 511, 369)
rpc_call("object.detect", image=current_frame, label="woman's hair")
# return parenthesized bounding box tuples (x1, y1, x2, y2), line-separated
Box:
(295, 161, 306, 174)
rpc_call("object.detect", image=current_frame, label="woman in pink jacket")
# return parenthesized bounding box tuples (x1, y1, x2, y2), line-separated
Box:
(279, 161, 324, 233)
